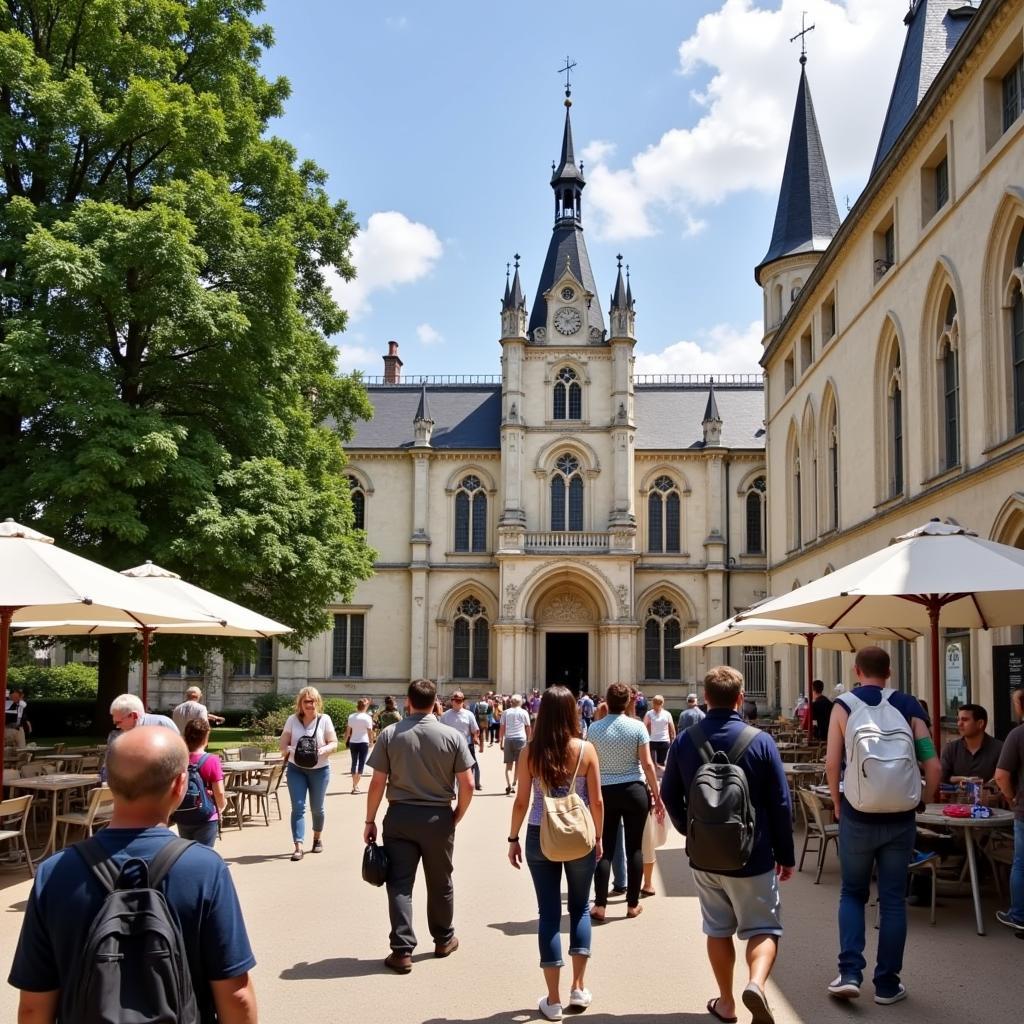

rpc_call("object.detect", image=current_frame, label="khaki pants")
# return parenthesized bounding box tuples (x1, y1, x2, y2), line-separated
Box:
(4, 726, 26, 749)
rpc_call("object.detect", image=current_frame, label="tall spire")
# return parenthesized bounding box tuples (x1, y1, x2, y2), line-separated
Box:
(755, 55, 840, 281)
(610, 255, 629, 311)
(609, 254, 635, 340)
(871, 1, 976, 175)
(413, 384, 434, 447)
(702, 379, 723, 447)
(501, 254, 528, 339)
(529, 78, 605, 342)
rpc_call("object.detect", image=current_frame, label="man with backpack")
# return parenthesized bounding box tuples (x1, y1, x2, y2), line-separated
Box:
(825, 647, 940, 1006)
(660, 666, 793, 1024)
(8, 726, 257, 1023)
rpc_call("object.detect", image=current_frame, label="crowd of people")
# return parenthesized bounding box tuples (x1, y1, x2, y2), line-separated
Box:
(5, 659, 1024, 1023)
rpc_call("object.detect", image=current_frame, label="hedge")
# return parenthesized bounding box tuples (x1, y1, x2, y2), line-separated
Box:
(7, 664, 98, 700)
(17, 699, 97, 736)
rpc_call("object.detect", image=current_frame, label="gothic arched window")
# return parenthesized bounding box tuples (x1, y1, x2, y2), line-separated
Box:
(452, 596, 489, 679)
(939, 292, 960, 470)
(745, 476, 766, 554)
(347, 476, 365, 531)
(647, 475, 681, 553)
(553, 367, 582, 421)
(454, 475, 487, 552)
(884, 340, 904, 497)
(1011, 227, 1024, 433)
(644, 598, 682, 681)
(550, 453, 584, 531)
(827, 411, 839, 531)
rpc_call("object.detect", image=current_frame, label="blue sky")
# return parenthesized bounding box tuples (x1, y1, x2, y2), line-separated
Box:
(258, 1, 908, 378)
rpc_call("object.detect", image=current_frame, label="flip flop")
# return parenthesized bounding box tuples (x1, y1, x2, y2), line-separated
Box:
(707, 997, 737, 1023)
(741, 983, 775, 1024)
(640, 888, 656, 898)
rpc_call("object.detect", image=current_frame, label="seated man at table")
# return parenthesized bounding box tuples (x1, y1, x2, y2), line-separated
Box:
(940, 703, 1003, 784)
(8, 726, 258, 1023)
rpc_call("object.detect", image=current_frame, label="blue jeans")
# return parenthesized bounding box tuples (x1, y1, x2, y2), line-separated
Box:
(1010, 819, 1024, 922)
(837, 813, 916, 996)
(286, 763, 330, 843)
(178, 819, 218, 848)
(349, 741, 369, 775)
(525, 825, 596, 967)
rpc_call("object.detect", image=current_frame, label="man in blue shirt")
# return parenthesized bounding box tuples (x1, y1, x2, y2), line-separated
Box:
(9, 726, 257, 1023)
(825, 646, 939, 1006)
(661, 666, 794, 1024)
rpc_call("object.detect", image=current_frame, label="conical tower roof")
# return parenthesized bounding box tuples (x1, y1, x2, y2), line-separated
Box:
(702, 381, 721, 424)
(871, 1, 976, 175)
(414, 385, 433, 424)
(610, 257, 629, 312)
(756, 61, 840, 281)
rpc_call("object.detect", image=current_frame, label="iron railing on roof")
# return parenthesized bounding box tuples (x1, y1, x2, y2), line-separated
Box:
(358, 375, 502, 386)
(634, 373, 763, 387)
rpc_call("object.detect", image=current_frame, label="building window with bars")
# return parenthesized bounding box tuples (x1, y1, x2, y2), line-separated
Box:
(643, 598, 681, 681)
(347, 476, 365, 531)
(332, 613, 364, 677)
(454, 475, 487, 552)
(235, 638, 274, 677)
(551, 453, 584, 531)
(647, 475, 682, 553)
(452, 597, 489, 679)
(553, 366, 582, 420)
(742, 646, 768, 701)
(1003, 54, 1023, 133)
(745, 476, 766, 553)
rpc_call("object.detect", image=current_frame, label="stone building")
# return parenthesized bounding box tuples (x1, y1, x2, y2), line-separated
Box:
(759, 0, 1024, 735)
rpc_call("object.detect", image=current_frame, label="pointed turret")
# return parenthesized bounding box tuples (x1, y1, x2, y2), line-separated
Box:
(502, 264, 511, 309)
(872, 1, 976, 175)
(756, 59, 840, 282)
(702, 379, 723, 447)
(413, 385, 434, 447)
(501, 254, 528, 339)
(609, 255, 635, 339)
(528, 87, 605, 343)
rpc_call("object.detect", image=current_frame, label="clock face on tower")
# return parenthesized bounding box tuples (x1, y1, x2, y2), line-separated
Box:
(553, 306, 583, 336)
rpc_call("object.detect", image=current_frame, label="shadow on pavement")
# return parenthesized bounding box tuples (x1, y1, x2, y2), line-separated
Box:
(282, 952, 436, 980)
(421, 1013, 712, 1024)
(221, 853, 295, 866)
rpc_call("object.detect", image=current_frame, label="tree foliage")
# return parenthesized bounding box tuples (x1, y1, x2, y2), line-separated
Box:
(7, 662, 99, 699)
(0, 0, 375, 703)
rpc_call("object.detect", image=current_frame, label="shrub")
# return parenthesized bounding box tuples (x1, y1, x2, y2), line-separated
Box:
(20, 699, 97, 736)
(7, 664, 99, 700)
(322, 698, 357, 729)
(217, 708, 251, 728)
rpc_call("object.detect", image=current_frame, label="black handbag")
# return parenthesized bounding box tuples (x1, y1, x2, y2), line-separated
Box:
(362, 841, 389, 887)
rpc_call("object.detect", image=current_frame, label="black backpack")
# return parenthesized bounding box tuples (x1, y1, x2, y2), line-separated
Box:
(685, 723, 759, 872)
(294, 715, 321, 768)
(65, 836, 200, 1024)
(172, 753, 215, 828)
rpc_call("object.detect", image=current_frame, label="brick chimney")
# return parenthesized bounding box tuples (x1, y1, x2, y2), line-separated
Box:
(382, 341, 403, 384)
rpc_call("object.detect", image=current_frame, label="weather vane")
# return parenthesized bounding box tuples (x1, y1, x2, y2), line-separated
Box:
(557, 56, 577, 96)
(790, 11, 815, 65)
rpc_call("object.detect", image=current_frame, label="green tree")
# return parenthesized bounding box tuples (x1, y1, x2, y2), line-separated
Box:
(0, 2, 375, 726)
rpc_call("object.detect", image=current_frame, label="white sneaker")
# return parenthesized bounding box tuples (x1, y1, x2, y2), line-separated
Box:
(875, 984, 907, 1005)
(569, 987, 592, 1009)
(538, 996, 563, 1020)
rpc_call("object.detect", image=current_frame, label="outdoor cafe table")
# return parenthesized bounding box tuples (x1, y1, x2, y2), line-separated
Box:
(916, 803, 1014, 935)
(6, 773, 100, 863)
(222, 761, 265, 776)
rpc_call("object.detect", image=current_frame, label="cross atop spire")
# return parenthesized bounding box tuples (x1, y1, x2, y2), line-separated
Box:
(790, 11, 815, 65)
(557, 56, 577, 101)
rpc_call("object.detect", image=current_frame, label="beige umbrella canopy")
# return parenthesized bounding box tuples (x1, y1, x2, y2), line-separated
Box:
(16, 561, 291, 709)
(0, 521, 221, 786)
(678, 616, 923, 740)
(737, 519, 1024, 746)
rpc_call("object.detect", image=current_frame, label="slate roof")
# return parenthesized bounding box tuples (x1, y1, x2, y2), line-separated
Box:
(757, 64, 840, 278)
(551, 103, 585, 184)
(528, 227, 607, 339)
(871, 0, 977, 174)
(346, 383, 765, 452)
(634, 386, 765, 451)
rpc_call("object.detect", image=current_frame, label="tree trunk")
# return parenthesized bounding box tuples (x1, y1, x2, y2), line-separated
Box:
(93, 634, 132, 734)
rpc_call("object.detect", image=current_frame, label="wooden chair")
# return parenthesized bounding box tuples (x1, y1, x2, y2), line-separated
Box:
(0, 795, 35, 877)
(798, 789, 839, 883)
(230, 763, 285, 825)
(55, 786, 114, 848)
(238, 745, 262, 763)
(221, 748, 241, 762)
(218, 789, 245, 833)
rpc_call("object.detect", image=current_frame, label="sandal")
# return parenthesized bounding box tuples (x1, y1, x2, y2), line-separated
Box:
(626, 904, 643, 919)
(640, 888, 656, 898)
(707, 997, 737, 1023)
(590, 905, 606, 922)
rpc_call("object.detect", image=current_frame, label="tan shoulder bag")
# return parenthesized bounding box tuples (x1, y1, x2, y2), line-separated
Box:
(538, 741, 596, 862)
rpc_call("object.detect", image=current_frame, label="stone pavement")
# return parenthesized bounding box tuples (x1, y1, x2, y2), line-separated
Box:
(1, 743, 1020, 1023)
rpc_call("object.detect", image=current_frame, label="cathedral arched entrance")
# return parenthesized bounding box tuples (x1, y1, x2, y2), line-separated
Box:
(533, 585, 601, 696)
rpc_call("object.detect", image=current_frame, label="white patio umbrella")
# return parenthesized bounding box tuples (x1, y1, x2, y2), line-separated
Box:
(17, 561, 291, 709)
(0, 520, 222, 786)
(736, 519, 1024, 746)
(678, 616, 922, 740)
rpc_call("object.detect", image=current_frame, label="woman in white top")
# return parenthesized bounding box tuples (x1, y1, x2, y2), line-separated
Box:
(643, 694, 676, 767)
(279, 686, 338, 861)
(343, 698, 375, 795)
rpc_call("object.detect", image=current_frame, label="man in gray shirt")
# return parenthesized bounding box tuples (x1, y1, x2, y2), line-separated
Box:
(678, 693, 705, 730)
(365, 678, 475, 973)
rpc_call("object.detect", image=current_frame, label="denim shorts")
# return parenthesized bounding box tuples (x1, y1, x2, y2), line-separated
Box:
(692, 868, 783, 939)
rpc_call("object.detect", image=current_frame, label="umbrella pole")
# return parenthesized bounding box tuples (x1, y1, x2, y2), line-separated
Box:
(928, 601, 942, 750)
(1, 606, 24, 791)
(805, 633, 815, 743)
(141, 627, 153, 711)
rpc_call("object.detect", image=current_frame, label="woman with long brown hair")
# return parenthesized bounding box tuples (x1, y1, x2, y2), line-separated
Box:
(508, 686, 604, 1021)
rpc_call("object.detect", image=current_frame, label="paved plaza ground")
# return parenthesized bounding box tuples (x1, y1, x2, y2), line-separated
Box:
(1, 743, 1020, 1023)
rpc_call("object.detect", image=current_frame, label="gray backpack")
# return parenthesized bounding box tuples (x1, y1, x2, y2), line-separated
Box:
(65, 836, 200, 1024)
(685, 724, 759, 872)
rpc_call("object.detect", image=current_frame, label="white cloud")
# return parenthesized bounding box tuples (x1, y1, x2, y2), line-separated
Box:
(634, 319, 764, 376)
(328, 211, 443, 320)
(334, 343, 381, 373)
(584, 0, 905, 240)
(385, 15, 409, 31)
(416, 323, 444, 346)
